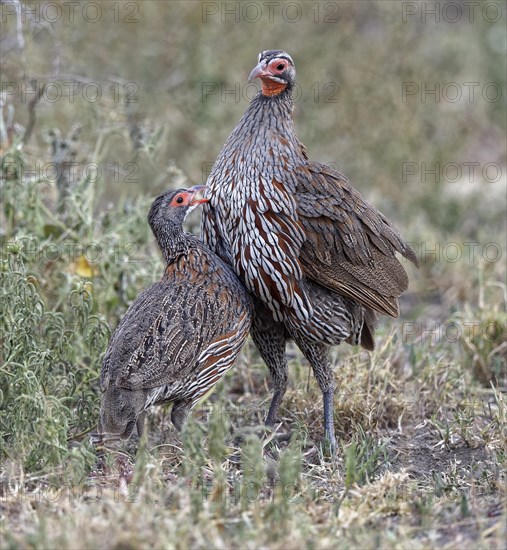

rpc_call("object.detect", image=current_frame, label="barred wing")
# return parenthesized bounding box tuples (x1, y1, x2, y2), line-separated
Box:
(294, 162, 417, 317)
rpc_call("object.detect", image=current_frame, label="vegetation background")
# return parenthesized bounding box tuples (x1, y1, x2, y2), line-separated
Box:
(1, 1, 506, 548)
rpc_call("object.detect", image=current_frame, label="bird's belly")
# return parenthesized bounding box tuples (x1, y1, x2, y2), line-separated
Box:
(288, 282, 363, 345)
(144, 381, 184, 409)
(208, 164, 311, 322)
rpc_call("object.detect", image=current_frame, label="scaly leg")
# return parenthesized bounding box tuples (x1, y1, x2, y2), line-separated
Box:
(251, 301, 288, 426)
(291, 334, 337, 455)
(171, 400, 191, 431)
(322, 388, 337, 456)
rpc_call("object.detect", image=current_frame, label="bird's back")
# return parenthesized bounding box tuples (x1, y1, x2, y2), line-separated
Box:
(100, 237, 251, 393)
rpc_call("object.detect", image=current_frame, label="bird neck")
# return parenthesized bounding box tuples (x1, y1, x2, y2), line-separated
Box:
(254, 87, 294, 118)
(234, 88, 297, 142)
(234, 87, 305, 162)
(152, 222, 189, 264)
(207, 84, 306, 188)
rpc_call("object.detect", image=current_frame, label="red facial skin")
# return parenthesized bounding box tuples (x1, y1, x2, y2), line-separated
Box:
(169, 188, 210, 208)
(248, 58, 290, 97)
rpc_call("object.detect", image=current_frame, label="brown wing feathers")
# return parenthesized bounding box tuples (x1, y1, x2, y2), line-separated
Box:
(295, 162, 417, 318)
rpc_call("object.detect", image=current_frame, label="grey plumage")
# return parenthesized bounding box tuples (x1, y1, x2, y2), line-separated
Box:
(100, 187, 252, 439)
(201, 50, 416, 452)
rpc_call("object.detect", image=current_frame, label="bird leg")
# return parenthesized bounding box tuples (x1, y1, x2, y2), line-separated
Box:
(171, 400, 191, 431)
(322, 388, 337, 456)
(135, 411, 146, 438)
(291, 335, 337, 455)
(265, 377, 288, 426)
(251, 307, 288, 426)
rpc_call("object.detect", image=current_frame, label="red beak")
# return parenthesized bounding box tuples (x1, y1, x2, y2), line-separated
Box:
(190, 198, 210, 206)
(188, 185, 210, 206)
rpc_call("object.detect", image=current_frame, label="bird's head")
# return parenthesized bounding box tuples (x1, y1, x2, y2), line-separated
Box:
(148, 185, 209, 237)
(248, 50, 296, 97)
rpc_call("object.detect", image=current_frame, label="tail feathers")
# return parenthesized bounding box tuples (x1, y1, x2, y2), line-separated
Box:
(361, 306, 377, 351)
(359, 321, 375, 351)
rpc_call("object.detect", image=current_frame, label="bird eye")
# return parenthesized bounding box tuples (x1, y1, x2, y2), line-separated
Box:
(176, 196, 184, 204)
(276, 63, 285, 71)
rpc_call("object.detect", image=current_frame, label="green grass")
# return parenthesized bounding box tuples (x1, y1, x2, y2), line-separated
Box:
(1, 134, 505, 550)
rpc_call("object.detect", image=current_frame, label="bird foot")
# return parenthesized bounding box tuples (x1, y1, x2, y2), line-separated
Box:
(116, 454, 135, 490)
(321, 431, 338, 459)
(260, 422, 292, 451)
(265, 413, 278, 427)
